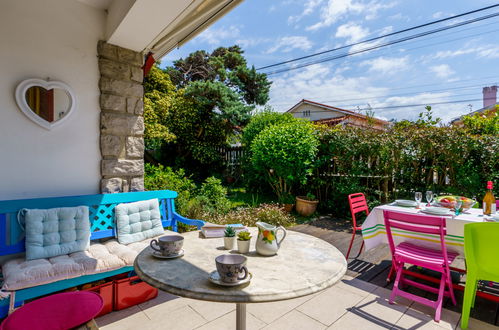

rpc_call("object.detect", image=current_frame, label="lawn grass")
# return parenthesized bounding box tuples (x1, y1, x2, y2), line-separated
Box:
(227, 186, 277, 208)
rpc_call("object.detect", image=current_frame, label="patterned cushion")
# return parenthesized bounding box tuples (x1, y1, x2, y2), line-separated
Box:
(115, 199, 164, 245)
(21, 206, 90, 260)
(1, 231, 179, 291)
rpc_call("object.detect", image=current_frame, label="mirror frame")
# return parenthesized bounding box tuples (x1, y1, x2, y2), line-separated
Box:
(15, 78, 76, 130)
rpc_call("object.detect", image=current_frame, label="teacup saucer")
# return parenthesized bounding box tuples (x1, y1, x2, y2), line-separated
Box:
(152, 249, 184, 259)
(209, 270, 252, 286)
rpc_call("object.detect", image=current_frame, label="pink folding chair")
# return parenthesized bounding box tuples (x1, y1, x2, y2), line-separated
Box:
(346, 193, 369, 259)
(383, 210, 457, 322)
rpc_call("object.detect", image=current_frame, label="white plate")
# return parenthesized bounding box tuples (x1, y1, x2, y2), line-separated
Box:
(395, 200, 418, 207)
(209, 270, 252, 287)
(152, 249, 184, 259)
(421, 207, 452, 215)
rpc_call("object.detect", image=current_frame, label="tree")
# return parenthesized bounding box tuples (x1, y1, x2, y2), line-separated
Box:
(143, 66, 176, 149)
(144, 46, 271, 177)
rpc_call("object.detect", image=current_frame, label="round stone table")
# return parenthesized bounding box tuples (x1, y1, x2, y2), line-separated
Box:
(134, 228, 347, 330)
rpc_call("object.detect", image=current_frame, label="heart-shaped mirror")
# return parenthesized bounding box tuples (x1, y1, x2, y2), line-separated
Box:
(15, 79, 76, 130)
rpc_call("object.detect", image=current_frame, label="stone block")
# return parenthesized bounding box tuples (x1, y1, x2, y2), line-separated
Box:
(97, 41, 119, 60)
(126, 137, 144, 158)
(99, 77, 143, 98)
(100, 135, 124, 157)
(118, 47, 143, 66)
(130, 66, 143, 83)
(100, 94, 126, 112)
(130, 177, 144, 192)
(102, 159, 144, 176)
(126, 97, 143, 114)
(101, 178, 123, 193)
(122, 179, 130, 193)
(99, 58, 130, 80)
(101, 113, 144, 136)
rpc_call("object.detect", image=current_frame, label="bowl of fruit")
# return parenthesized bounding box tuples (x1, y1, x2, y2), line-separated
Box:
(434, 195, 476, 211)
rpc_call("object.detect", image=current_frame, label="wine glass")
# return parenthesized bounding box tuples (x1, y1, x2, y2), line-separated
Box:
(425, 191, 434, 206)
(415, 192, 422, 209)
(454, 199, 463, 216)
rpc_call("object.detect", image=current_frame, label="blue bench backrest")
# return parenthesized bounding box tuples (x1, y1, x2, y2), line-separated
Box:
(0, 190, 179, 256)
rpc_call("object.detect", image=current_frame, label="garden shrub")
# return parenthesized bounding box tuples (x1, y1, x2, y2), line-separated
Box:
(144, 164, 196, 214)
(242, 110, 297, 147)
(241, 110, 297, 192)
(205, 204, 295, 227)
(251, 120, 319, 201)
(198, 177, 231, 214)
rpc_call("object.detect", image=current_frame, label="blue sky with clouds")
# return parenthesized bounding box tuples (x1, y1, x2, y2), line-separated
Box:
(161, 0, 499, 123)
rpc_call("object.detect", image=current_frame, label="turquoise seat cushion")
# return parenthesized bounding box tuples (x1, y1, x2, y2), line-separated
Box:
(115, 198, 164, 245)
(22, 206, 90, 260)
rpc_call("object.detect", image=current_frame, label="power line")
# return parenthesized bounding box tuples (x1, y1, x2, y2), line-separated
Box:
(271, 81, 498, 107)
(356, 98, 483, 112)
(288, 98, 483, 113)
(256, 3, 499, 71)
(262, 11, 499, 76)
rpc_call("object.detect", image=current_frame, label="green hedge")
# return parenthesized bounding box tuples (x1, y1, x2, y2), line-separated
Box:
(311, 124, 499, 216)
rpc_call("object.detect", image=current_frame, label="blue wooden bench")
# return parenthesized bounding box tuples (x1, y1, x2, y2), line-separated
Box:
(0, 190, 204, 317)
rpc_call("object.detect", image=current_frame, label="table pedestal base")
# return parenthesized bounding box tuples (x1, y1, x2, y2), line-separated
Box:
(236, 303, 246, 330)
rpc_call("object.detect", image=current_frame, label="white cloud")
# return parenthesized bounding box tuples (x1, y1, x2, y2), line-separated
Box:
(266, 36, 313, 54)
(388, 13, 409, 21)
(307, 0, 396, 31)
(288, 0, 324, 25)
(360, 56, 409, 74)
(430, 64, 455, 79)
(268, 63, 389, 112)
(335, 23, 370, 43)
(431, 44, 499, 60)
(196, 25, 240, 45)
(368, 92, 461, 122)
(432, 11, 445, 19)
(349, 39, 384, 54)
(378, 26, 393, 35)
(235, 37, 271, 49)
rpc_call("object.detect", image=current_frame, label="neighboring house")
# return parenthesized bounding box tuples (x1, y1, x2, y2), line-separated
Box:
(452, 86, 498, 125)
(286, 99, 389, 130)
(0, 0, 242, 200)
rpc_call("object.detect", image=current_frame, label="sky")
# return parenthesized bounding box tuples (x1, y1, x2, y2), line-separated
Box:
(161, 0, 499, 123)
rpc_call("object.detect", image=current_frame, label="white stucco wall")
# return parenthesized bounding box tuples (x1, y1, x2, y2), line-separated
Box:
(290, 104, 346, 121)
(0, 0, 105, 199)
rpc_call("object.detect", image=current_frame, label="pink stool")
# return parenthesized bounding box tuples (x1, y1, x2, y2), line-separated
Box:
(0, 291, 103, 330)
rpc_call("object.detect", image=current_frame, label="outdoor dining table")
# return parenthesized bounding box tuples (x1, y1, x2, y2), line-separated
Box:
(361, 204, 488, 255)
(134, 227, 347, 330)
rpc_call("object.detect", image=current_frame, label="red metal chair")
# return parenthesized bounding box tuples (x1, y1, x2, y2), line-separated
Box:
(383, 210, 457, 322)
(346, 193, 369, 259)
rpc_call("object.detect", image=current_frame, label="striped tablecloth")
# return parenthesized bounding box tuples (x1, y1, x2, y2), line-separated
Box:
(361, 204, 487, 255)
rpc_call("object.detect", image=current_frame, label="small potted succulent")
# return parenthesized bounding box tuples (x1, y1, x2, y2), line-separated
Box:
(237, 231, 252, 254)
(295, 192, 319, 216)
(224, 226, 236, 250)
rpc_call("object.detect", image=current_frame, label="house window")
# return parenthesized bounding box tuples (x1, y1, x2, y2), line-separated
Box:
(303, 110, 310, 117)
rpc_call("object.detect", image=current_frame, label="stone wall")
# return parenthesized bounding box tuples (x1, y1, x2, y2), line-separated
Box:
(97, 41, 145, 193)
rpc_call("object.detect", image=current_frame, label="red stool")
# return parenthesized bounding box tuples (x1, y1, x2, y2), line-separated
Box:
(0, 291, 103, 330)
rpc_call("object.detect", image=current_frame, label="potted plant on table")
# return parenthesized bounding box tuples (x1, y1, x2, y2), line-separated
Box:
(237, 231, 252, 254)
(295, 192, 319, 217)
(224, 226, 236, 250)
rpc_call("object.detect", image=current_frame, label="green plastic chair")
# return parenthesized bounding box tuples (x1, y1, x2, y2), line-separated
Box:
(461, 222, 499, 329)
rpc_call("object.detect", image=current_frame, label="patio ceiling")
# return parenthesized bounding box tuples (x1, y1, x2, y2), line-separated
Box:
(77, 0, 242, 58)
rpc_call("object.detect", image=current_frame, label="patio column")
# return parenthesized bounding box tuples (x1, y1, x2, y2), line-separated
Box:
(97, 41, 145, 193)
